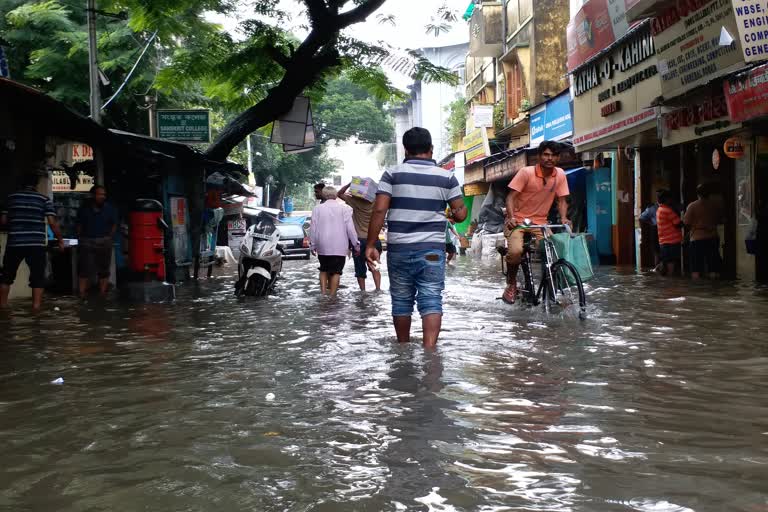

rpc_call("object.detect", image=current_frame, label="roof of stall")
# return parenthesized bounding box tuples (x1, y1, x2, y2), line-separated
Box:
(0, 78, 113, 146)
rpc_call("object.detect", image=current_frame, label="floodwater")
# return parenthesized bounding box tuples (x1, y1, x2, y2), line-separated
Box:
(1, 257, 767, 512)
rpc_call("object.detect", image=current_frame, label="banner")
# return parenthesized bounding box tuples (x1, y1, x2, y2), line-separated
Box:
(472, 105, 494, 128)
(724, 63, 768, 122)
(544, 93, 573, 142)
(567, 0, 643, 71)
(529, 105, 546, 146)
(653, 0, 743, 99)
(462, 128, 491, 165)
(731, 0, 768, 61)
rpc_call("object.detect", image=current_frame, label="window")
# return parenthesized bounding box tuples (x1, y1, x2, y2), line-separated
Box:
(505, 61, 524, 121)
(453, 65, 466, 85)
(506, 0, 532, 37)
(506, 0, 519, 33)
(518, 0, 532, 24)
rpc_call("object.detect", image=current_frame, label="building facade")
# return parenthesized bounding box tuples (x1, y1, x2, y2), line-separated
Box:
(392, 42, 469, 164)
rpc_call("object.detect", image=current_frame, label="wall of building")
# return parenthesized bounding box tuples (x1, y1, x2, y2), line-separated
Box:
(531, 0, 569, 105)
(394, 43, 468, 164)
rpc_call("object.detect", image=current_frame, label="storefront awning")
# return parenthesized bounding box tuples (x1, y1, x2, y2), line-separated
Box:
(565, 166, 587, 176)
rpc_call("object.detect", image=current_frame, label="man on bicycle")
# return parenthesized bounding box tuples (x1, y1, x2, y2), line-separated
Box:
(502, 141, 571, 304)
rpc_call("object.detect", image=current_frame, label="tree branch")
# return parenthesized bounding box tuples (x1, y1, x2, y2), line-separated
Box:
(336, 0, 388, 28)
(304, 0, 330, 26)
(203, 0, 388, 160)
(264, 44, 291, 69)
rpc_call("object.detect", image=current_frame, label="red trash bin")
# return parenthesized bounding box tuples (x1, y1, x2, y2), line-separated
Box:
(128, 199, 167, 280)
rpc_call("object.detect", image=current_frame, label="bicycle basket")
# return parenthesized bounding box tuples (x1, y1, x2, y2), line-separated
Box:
(551, 233, 595, 284)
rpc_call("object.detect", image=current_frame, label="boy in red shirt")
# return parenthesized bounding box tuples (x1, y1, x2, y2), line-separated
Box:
(656, 190, 683, 276)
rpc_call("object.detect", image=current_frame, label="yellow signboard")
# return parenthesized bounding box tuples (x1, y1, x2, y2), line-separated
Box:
(462, 128, 490, 165)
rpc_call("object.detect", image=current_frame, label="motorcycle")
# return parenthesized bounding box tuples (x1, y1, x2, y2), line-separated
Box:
(234, 211, 284, 297)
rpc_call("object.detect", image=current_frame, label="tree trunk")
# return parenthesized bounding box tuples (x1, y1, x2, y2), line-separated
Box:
(269, 183, 287, 210)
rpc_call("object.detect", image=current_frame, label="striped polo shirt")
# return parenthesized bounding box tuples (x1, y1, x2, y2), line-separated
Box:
(377, 158, 463, 252)
(1, 187, 57, 247)
(656, 204, 682, 245)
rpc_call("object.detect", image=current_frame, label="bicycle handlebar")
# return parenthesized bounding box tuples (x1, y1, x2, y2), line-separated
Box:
(518, 222, 573, 235)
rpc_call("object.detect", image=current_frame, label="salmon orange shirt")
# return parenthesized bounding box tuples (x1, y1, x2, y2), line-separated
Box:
(507, 165, 570, 225)
(656, 204, 683, 245)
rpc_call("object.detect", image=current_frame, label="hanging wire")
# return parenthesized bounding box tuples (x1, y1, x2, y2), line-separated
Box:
(100, 30, 158, 111)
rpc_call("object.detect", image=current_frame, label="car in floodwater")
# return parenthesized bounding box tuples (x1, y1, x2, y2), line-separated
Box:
(275, 223, 311, 260)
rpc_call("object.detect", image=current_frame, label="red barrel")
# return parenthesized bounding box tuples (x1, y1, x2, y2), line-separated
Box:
(128, 199, 166, 280)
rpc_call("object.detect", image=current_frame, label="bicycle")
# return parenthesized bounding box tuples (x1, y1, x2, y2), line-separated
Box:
(497, 219, 587, 320)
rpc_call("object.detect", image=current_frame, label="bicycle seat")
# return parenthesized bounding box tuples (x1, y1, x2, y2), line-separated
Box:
(496, 246, 508, 256)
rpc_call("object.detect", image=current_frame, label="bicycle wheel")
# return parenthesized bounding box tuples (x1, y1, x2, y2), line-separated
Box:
(519, 252, 537, 305)
(548, 259, 587, 319)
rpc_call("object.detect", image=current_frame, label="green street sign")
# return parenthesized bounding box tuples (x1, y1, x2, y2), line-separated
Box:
(157, 110, 211, 143)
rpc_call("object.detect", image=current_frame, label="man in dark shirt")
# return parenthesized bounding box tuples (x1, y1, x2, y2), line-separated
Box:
(77, 185, 117, 298)
(1, 173, 64, 310)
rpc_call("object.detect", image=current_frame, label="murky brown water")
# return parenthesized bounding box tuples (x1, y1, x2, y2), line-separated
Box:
(1, 258, 767, 511)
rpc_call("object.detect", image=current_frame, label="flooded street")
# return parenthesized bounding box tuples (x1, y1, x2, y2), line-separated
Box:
(1, 259, 768, 512)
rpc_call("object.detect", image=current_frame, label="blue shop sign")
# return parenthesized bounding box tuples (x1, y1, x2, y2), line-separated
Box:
(543, 93, 572, 142)
(529, 105, 546, 146)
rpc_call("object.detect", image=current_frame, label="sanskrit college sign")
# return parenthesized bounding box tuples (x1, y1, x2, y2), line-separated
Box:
(157, 110, 211, 143)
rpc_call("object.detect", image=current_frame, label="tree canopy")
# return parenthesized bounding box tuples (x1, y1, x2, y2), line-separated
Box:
(1, 0, 456, 194)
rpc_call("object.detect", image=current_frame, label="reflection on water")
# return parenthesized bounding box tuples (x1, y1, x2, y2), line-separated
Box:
(1, 259, 767, 511)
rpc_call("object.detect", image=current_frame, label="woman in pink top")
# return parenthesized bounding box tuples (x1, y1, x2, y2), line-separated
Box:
(310, 186, 360, 296)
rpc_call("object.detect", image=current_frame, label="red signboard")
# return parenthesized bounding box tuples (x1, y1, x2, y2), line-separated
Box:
(567, 0, 643, 72)
(724, 64, 768, 123)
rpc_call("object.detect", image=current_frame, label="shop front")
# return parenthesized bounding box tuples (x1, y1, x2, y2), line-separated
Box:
(571, 20, 662, 267)
(0, 78, 113, 299)
(650, 0, 756, 279)
(724, 64, 768, 281)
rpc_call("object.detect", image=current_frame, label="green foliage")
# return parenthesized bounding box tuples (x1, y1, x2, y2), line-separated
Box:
(314, 73, 394, 145)
(493, 102, 505, 131)
(0, 0, 210, 131)
(445, 98, 468, 151)
(2, 0, 457, 189)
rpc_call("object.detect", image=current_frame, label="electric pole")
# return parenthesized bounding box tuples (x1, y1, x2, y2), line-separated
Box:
(87, 0, 101, 124)
(146, 95, 157, 137)
(86, 0, 105, 184)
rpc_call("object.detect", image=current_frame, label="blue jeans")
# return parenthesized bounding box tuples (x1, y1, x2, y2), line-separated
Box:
(387, 249, 445, 317)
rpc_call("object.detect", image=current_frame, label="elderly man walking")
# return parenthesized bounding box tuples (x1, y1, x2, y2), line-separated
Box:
(310, 186, 359, 296)
(366, 127, 467, 348)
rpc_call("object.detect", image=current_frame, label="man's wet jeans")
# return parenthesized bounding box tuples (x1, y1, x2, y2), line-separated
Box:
(387, 249, 446, 317)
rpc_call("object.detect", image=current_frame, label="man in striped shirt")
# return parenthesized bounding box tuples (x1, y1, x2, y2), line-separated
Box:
(1, 173, 64, 310)
(366, 128, 467, 347)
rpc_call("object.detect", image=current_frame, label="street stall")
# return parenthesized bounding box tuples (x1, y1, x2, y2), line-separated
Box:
(0, 78, 113, 299)
(1, 78, 248, 301)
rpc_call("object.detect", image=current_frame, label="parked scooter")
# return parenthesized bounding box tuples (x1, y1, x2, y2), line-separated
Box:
(234, 211, 284, 297)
